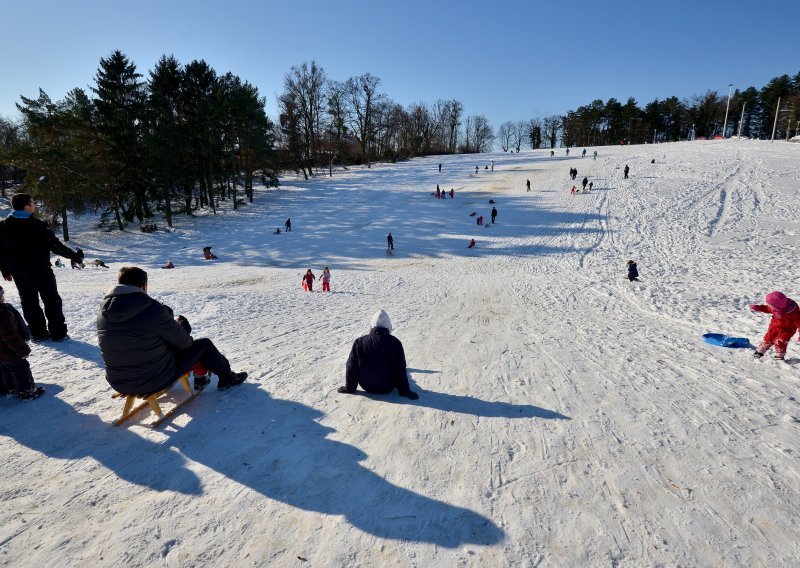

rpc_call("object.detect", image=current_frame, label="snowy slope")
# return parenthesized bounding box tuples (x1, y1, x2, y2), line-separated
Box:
(1, 140, 799, 566)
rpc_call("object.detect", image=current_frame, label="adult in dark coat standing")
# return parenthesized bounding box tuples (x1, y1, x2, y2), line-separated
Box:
(97, 266, 247, 394)
(338, 309, 418, 399)
(491, 207, 498, 224)
(387, 233, 394, 250)
(624, 164, 630, 179)
(0, 193, 83, 341)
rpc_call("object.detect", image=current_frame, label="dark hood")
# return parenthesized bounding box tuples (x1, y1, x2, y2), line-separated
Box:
(99, 285, 154, 323)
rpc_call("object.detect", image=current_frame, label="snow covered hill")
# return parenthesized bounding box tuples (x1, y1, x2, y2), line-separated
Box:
(1, 140, 799, 566)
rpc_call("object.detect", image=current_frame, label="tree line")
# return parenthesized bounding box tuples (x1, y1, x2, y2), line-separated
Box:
(512, 71, 800, 149)
(0, 51, 278, 239)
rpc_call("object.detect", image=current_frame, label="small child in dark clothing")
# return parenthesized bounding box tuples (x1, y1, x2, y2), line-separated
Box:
(0, 286, 44, 399)
(626, 260, 639, 282)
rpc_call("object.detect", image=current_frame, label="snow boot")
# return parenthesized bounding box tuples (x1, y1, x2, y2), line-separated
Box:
(17, 387, 45, 400)
(193, 374, 211, 390)
(217, 371, 248, 391)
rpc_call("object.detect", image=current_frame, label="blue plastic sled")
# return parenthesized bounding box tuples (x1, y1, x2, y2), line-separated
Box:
(702, 333, 751, 348)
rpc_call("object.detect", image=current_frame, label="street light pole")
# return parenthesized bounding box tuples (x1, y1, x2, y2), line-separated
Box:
(737, 103, 746, 138)
(722, 83, 733, 139)
(771, 97, 781, 142)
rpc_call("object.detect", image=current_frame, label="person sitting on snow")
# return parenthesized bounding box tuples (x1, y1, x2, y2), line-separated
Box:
(97, 266, 247, 394)
(468, 239, 476, 249)
(626, 260, 639, 282)
(750, 291, 800, 361)
(161, 260, 174, 269)
(203, 246, 218, 260)
(337, 309, 418, 400)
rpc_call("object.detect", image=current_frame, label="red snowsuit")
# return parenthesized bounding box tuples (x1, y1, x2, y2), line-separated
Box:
(321, 269, 331, 292)
(752, 302, 800, 358)
(302, 272, 315, 291)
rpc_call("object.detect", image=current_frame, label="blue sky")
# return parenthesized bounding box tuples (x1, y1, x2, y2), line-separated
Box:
(2, 0, 798, 130)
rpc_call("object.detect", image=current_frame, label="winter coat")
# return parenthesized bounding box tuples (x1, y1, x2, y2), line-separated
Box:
(627, 263, 639, 280)
(303, 273, 315, 285)
(321, 269, 331, 283)
(97, 285, 193, 394)
(345, 327, 411, 396)
(751, 303, 800, 343)
(0, 303, 31, 361)
(0, 215, 81, 277)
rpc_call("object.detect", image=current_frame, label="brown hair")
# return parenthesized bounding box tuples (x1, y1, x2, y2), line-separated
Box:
(11, 193, 33, 211)
(118, 266, 148, 288)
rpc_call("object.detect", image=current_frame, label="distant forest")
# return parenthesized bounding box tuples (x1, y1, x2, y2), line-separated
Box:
(0, 51, 797, 237)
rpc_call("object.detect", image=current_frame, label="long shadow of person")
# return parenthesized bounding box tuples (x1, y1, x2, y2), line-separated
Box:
(0, 384, 202, 495)
(357, 387, 570, 420)
(172, 384, 504, 547)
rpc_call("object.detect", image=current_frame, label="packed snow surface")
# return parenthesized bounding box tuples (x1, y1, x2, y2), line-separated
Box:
(1, 140, 799, 566)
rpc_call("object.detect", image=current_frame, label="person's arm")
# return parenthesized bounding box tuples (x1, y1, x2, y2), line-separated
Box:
(0, 310, 30, 359)
(392, 341, 418, 399)
(0, 224, 10, 280)
(341, 340, 360, 393)
(749, 304, 770, 314)
(44, 225, 82, 262)
(155, 304, 193, 350)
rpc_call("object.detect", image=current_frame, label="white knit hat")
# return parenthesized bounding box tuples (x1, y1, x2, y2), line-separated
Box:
(370, 309, 393, 331)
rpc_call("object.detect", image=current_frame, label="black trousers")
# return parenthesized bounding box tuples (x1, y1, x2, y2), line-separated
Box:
(173, 338, 232, 382)
(0, 358, 36, 393)
(11, 266, 66, 339)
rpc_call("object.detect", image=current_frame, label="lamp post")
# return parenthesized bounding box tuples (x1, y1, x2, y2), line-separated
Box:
(721, 83, 733, 139)
(771, 98, 781, 142)
(737, 103, 746, 138)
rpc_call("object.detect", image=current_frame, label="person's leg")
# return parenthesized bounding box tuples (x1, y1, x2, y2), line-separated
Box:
(12, 271, 48, 339)
(5, 358, 36, 393)
(0, 362, 12, 394)
(30, 268, 67, 339)
(174, 338, 235, 380)
(773, 336, 789, 360)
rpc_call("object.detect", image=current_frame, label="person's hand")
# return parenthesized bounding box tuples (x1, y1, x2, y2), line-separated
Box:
(337, 386, 351, 394)
(176, 315, 192, 333)
(748, 304, 758, 311)
(404, 391, 419, 400)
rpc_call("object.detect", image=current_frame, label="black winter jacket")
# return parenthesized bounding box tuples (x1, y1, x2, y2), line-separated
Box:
(628, 263, 639, 280)
(345, 327, 411, 395)
(97, 285, 193, 394)
(0, 303, 31, 361)
(0, 215, 81, 277)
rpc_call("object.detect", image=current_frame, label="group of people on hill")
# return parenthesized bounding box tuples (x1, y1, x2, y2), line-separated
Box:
(302, 267, 332, 292)
(434, 185, 455, 199)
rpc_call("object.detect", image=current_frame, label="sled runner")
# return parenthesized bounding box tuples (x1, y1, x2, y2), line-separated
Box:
(112, 372, 202, 428)
(702, 333, 751, 348)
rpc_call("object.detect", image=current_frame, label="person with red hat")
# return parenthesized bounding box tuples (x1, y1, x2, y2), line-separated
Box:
(749, 291, 800, 360)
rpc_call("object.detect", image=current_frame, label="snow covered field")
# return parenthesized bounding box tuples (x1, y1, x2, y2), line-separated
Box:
(1, 140, 799, 566)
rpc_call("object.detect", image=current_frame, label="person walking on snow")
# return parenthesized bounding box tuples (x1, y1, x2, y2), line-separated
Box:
(526, 179, 531, 192)
(302, 269, 316, 292)
(338, 309, 419, 400)
(582, 148, 586, 158)
(593, 150, 597, 160)
(285, 218, 291, 232)
(438, 163, 442, 173)
(624, 164, 630, 179)
(320, 267, 331, 292)
(750, 291, 800, 360)
(449, 188, 454, 199)
(491, 207, 497, 224)
(387, 233, 394, 250)
(582, 177, 588, 191)
(436, 186, 441, 199)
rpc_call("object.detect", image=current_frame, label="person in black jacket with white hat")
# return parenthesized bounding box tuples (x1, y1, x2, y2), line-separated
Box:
(338, 309, 418, 399)
(0, 193, 83, 341)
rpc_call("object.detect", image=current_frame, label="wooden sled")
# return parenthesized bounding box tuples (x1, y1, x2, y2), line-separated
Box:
(112, 372, 202, 429)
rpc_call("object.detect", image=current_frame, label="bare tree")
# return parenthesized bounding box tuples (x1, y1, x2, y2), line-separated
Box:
(497, 121, 513, 151)
(526, 118, 543, 149)
(283, 61, 327, 175)
(513, 121, 528, 152)
(446, 99, 463, 152)
(464, 114, 494, 153)
(343, 73, 383, 167)
(542, 115, 561, 148)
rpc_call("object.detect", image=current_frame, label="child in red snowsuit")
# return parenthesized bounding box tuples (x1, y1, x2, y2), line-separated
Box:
(750, 291, 800, 360)
(302, 269, 316, 292)
(320, 267, 331, 292)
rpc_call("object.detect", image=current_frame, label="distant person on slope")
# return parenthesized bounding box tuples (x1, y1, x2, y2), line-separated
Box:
(582, 177, 588, 191)
(387, 233, 394, 250)
(750, 291, 800, 361)
(526, 179, 531, 192)
(593, 150, 597, 161)
(626, 260, 639, 282)
(337, 309, 418, 400)
(285, 218, 292, 232)
(624, 164, 630, 179)
(491, 207, 498, 224)
(320, 267, 331, 292)
(302, 269, 316, 292)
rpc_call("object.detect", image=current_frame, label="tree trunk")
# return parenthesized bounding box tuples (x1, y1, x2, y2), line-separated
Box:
(61, 206, 69, 241)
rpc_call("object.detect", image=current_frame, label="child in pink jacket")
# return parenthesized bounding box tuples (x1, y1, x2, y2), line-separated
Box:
(750, 291, 800, 360)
